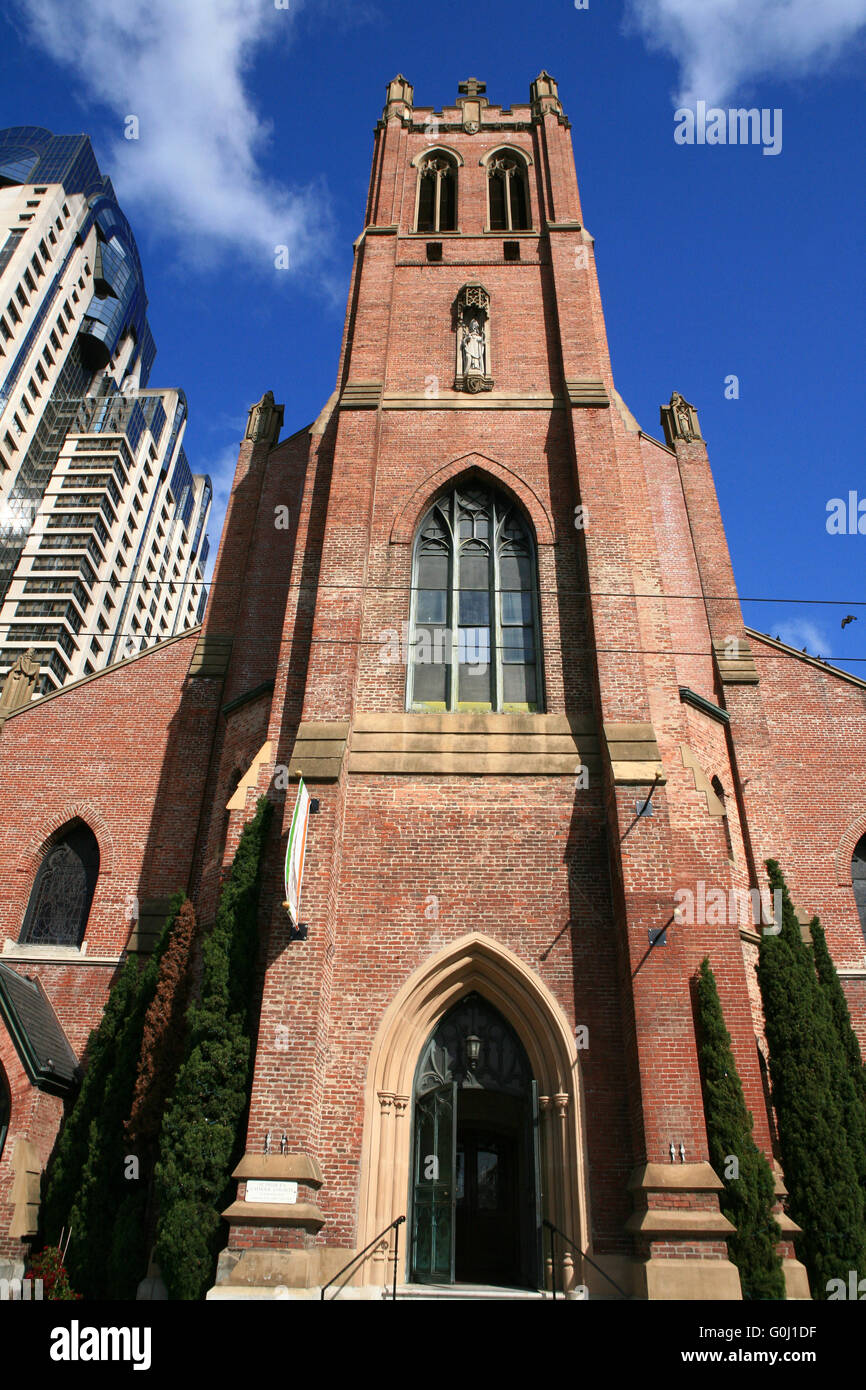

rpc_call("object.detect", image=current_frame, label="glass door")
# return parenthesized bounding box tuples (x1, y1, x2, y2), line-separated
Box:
(410, 1081, 457, 1283)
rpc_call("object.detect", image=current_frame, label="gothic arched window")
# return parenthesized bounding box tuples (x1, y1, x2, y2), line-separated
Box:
(853, 833, 866, 944)
(19, 822, 100, 948)
(711, 775, 735, 860)
(415, 154, 457, 233)
(487, 153, 530, 231)
(408, 482, 542, 713)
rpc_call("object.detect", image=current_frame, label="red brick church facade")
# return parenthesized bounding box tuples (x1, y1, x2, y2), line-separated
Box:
(1, 73, 864, 1299)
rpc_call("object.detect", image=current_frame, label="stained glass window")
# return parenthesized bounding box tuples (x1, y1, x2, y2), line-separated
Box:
(408, 483, 542, 712)
(19, 822, 99, 947)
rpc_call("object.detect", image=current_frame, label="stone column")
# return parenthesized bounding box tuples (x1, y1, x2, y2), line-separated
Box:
(539, 1096, 554, 1290)
(371, 1092, 396, 1283)
(554, 1093, 574, 1291)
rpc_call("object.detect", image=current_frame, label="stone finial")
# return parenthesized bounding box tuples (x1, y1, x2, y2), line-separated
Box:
(384, 74, 414, 119)
(0, 649, 40, 714)
(245, 390, 284, 447)
(530, 71, 562, 118)
(660, 392, 702, 447)
(456, 76, 489, 134)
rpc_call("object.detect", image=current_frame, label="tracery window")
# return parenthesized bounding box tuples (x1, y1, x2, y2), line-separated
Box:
(853, 833, 866, 944)
(487, 154, 530, 231)
(19, 822, 99, 947)
(408, 482, 542, 713)
(416, 154, 457, 233)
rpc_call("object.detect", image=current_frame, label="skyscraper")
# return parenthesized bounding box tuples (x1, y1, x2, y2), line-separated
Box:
(0, 128, 209, 695)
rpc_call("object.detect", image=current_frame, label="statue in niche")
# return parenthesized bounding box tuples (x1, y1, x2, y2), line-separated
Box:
(671, 392, 697, 441)
(245, 390, 284, 446)
(454, 283, 493, 393)
(461, 318, 486, 376)
(660, 391, 702, 448)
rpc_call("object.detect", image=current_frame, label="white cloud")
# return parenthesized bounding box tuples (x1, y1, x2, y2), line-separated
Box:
(625, 0, 866, 106)
(202, 440, 242, 519)
(16, 0, 332, 273)
(197, 440, 241, 581)
(770, 618, 832, 656)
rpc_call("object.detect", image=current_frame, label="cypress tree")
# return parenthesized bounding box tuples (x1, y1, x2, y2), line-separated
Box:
(757, 861, 866, 1297)
(154, 796, 273, 1299)
(106, 896, 199, 1293)
(694, 957, 785, 1299)
(41, 952, 143, 1249)
(127, 897, 198, 1148)
(41, 891, 186, 1298)
(808, 915, 866, 1194)
(810, 916, 866, 1105)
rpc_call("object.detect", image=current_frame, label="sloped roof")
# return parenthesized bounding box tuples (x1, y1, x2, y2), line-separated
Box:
(746, 628, 866, 692)
(0, 624, 202, 724)
(0, 962, 79, 1094)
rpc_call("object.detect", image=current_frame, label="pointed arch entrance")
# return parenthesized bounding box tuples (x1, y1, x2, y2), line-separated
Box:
(355, 934, 591, 1292)
(411, 992, 540, 1287)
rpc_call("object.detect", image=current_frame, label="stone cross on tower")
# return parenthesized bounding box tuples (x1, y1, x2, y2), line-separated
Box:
(457, 77, 488, 134)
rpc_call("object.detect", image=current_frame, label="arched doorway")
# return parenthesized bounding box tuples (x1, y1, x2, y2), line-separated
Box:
(356, 934, 590, 1293)
(410, 993, 540, 1287)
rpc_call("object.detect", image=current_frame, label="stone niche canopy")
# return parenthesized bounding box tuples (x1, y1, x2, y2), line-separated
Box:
(454, 282, 493, 393)
(245, 390, 284, 447)
(660, 391, 702, 447)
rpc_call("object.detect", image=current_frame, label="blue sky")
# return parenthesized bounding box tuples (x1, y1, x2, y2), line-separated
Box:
(2, 0, 864, 672)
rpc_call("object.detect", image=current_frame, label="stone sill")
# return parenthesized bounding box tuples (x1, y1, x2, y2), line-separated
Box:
(402, 230, 539, 239)
(346, 710, 596, 777)
(381, 391, 564, 411)
(1, 942, 122, 965)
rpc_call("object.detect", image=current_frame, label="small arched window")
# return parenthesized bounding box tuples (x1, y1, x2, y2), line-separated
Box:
(487, 153, 530, 231)
(415, 154, 457, 233)
(0, 1064, 9, 1163)
(853, 833, 866, 943)
(408, 482, 542, 713)
(711, 776, 735, 861)
(19, 822, 100, 948)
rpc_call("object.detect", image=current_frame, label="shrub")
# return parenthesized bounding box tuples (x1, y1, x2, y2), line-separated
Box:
(154, 797, 273, 1299)
(757, 861, 866, 1296)
(694, 957, 785, 1298)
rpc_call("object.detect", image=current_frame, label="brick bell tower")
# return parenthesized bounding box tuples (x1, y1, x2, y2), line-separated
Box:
(204, 73, 808, 1300)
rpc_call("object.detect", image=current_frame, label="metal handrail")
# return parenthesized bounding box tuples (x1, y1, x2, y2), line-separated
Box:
(542, 1218, 629, 1300)
(320, 1215, 406, 1301)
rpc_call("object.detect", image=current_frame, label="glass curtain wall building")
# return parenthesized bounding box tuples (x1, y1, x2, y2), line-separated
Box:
(0, 128, 210, 694)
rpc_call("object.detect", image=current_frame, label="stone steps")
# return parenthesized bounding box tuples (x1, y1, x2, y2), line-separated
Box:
(386, 1283, 551, 1301)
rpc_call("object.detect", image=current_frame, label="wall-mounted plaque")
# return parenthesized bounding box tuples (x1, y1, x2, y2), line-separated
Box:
(244, 1179, 298, 1204)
